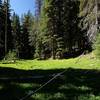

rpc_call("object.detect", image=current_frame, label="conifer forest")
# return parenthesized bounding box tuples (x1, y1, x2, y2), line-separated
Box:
(1, 0, 99, 60)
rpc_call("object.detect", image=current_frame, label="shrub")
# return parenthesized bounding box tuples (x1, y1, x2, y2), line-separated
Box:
(4, 51, 17, 61)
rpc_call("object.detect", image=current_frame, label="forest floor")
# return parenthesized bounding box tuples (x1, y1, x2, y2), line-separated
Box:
(0, 53, 100, 100)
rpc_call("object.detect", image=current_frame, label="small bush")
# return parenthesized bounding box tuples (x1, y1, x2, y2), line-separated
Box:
(4, 51, 17, 61)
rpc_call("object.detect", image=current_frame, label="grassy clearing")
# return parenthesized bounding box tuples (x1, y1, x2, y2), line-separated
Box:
(0, 53, 100, 70)
(0, 53, 100, 100)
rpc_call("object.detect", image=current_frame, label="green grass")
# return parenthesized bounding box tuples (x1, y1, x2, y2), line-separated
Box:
(0, 53, 100, 70)
(0, 53, 100, 100)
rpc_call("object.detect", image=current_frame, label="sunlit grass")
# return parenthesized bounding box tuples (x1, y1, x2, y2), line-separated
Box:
(0, 53, 100, 70)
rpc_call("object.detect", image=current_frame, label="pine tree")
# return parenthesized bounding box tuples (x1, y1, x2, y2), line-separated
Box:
(40, 0, 65, 59)
(63, 0, 81, 56)
(0, 0, 4, 59)
(36, 0, 54, 59)
(19, 12, 33, 59)
(11, 13, 21, 58)
(0, 0, 2, 46)
(34, 0, 44, 59)
(2, 0, 13, 54)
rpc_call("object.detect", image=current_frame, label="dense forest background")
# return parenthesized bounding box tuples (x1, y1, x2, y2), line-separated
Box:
(0, 0, 99, 60)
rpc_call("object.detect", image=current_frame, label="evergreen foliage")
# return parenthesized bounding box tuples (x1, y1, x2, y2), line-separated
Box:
(0, 0, 98, 60)
(0, 0, 13, 59)
(19, 12, 34, 59)
(3, 0, 13, 51)
(37, 0, 83, 59)
(11, 13, 21, 58)
(0, 0, 4, 59)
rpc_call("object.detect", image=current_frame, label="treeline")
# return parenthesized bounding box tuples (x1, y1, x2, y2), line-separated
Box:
(0, 0, 34, 59)
(0, 0, 92, 60)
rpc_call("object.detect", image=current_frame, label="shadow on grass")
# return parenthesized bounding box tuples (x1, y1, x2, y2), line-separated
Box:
(0, 67, 100, 100)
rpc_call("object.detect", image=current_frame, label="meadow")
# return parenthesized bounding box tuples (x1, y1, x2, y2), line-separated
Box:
(0, 53, 100, 100)
(0, 53, 100, 70)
